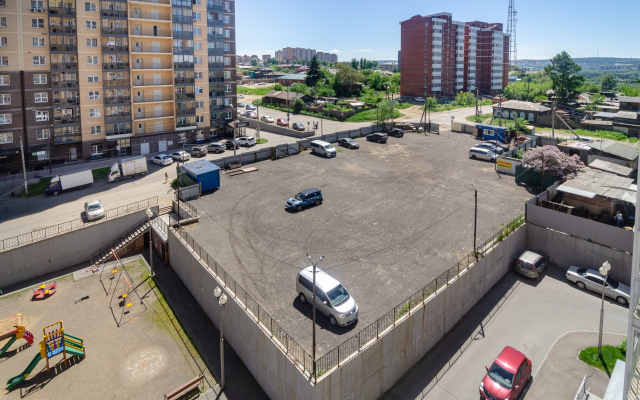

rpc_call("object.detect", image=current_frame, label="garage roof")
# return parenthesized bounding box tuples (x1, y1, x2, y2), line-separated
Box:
(491, 100, 550, 112)
(557, 169, 636, 204)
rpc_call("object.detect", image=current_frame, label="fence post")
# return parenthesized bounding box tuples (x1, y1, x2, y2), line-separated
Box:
(376, 319, 379, 340)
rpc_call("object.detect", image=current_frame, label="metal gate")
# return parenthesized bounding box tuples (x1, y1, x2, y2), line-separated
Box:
(274, 144, 299, 158)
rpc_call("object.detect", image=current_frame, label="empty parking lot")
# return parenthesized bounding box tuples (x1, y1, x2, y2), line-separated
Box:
(185, 129, 537, 354)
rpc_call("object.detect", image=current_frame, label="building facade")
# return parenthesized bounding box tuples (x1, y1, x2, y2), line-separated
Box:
(275, 47, 337, 63)
(400, 12, 509, 99)
(0, 0, 236, 171)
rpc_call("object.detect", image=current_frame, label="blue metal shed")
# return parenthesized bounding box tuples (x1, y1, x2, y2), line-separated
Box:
(182, 160, 221, 192)
(476, 124, 508, 143)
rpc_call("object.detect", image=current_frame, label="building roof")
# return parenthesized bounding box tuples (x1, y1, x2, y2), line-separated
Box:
(182, 160, 220, 175)
(592, 139, 639, 161)
(491, 100, 550, 112)
(594, 112, 617, 119)
(275, 73, 307, 81)
(588, 159, 634, 177)
(262, 90, 311, 101)
(618, 96, 640, 103)
(613, 111, 639, 120)
(557, 169, 637, 204)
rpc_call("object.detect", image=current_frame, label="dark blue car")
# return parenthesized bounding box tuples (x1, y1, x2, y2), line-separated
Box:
(286, 188, 323, 211)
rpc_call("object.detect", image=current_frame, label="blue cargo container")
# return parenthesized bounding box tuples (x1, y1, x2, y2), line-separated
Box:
(476, 124, 508, 143)
(182, 160, 221, 192)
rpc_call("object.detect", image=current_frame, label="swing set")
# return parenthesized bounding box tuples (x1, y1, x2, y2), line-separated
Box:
(103, 249, 147, 325)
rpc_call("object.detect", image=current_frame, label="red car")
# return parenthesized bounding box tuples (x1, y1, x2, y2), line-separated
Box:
(480, 346, 531, 400)
(277, 118, 288, 127)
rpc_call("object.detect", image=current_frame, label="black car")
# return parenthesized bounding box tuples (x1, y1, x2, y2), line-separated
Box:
(338, 138, 360, 149)
(366, 133, 388, 143)
(223, 140, 239, 150)
(188, 145, 208, 157)
(207, 143, 226, 153)
(387, 128, 404, 138)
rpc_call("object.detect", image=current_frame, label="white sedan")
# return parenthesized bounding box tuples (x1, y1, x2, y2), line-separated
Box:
(169, 151, 191, 162)
(566, 266, 630, 305)
(414, 97, 425, 102)
(260, 116, 274, 123)
(151, 154, 174, 166)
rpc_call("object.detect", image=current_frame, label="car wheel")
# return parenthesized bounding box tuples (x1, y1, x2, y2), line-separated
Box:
(617, 296, 629, 306)
(576, 281, 586, 289)
(296, 205, 302, 212)
(114, 177, 120, 183)
(299, 293, 306, 303)
(330, 315, 337, 326)
(52, 190, 60, 196)
(134, 173, 140, 178)
(471, 155, 477, 159)
(315, 200, 320, 206)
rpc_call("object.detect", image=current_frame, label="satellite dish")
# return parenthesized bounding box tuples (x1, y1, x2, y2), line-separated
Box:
(214, 287, 222, 298)
(220, 294, 228, 306)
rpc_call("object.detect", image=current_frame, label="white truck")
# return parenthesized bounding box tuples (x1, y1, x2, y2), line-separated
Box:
(45, 170, 94, 196)
(108, 156, 148, 183)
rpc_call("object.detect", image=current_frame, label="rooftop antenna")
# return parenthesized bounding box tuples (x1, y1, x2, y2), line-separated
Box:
(507, 0, 517, 68)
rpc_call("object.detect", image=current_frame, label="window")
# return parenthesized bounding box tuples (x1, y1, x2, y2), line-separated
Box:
(195, 101, 203, 109)
(0, 37, 6, 46)
(85, 20, 97, 30)
(223, 16, 229, 24)
(0, 94, 9, 104)
(194, 41, 201, 50)
(223, 56, 230, 65)
(0, 75, 8, 85)
(32, 37, 45, 47)
(225, 84, 231, 92)
(36, 129, 49, 139)
(30, 0, 44, 9)
(196, 115, 204, 123)
(223, 70, 231, 79)
(0, 132, 12, 143)
(0, 0, 5, 6)
(31, 19, 44, 28)
(424, 22, 429, 27)
(585, 276, 604, 286)
(223, 29, 230, 38)
(193, 12, 200, 21)
(195, 57, 202, 65)
(86, 38, 98, 47)
(195, 71, 202, 80)
(193, 27, 201, 35)
(0, 113, 11, 124)
(87, 56, 99, 65)
(34, 74, 46, 84)
(89, 91, 100, 100)
(88, 73, 99, 82)
(223, 43, 230, 51)
(224, 98, 231, 105)
(85, 2, 97, 11)
(34, 92, 47, 102)
(192, 0, 200, 4)
(35, 110, 48, 121)
(195, 86, 203, 94)
(90, 125, 102, 135)
(89, 108, 101, 118)
(223, 1, 229, 10)
(33, 56, 46, 65)
(0, 17, 6, 27)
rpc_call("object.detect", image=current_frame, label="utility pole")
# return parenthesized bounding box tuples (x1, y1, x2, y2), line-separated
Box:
(306, 254, 324, 380)
(213, 287, 228, 389)
(551, 103, 555, 138)
(20, 138, 28, 195)
(499, 96, 503, 127)
(470, 185, 478, 257)
(475, 87, 479, 122)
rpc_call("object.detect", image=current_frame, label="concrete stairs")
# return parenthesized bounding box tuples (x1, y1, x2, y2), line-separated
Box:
(91, 217, 150, 267)
(159, 205, 173, 215)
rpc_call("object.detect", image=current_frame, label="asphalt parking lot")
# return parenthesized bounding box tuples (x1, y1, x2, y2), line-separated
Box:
(184, 129, 537, 354)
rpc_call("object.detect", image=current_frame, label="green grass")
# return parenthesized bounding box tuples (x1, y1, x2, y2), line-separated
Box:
(238, 86, 273, 96)
(344, 109, 404, 123)
(465, 113, 494, 123)
(92, 166, 111, 181)
(22, 176, 52, 197)
(538, 127, 637, 142)
(257, 138, 268, 144)
(336, 148, 343, 153)
(578, 340, 626, 374)
(395, 102, 414, 110)
(258, 102, 342, 121)
(423, 99, 493, 112)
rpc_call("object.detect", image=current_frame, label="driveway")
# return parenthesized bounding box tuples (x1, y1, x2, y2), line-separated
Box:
(381, 264, 628, 400)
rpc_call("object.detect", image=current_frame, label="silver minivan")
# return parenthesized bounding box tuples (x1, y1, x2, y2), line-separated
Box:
(310, 140, 337, 157)
(515, 250, 548, 279)
(296, 267, 358, 326)
(469, 147, 497, 162)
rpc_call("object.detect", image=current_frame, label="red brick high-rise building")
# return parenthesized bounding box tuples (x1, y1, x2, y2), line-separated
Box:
(400, 12, 509, 99)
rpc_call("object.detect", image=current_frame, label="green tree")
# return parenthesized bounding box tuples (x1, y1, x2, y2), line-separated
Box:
(250, 58, 258, 67)
(423, 97, 438, 126)
(392, 68, 398, 73)
(335, 64, 365, 95)
(544, 51, 585, 104)
(273, 83, 284, 91)
(579, 82, 602, 93)
(351, 58, 359, 69)
(584, 93, 605, 111)
(290, 82, 311, 95)
(618, 85, 640, 97)
(600, 73, 617, 91)
(305, 55, 322, 87)
(366, 72, 390, 91)
(293, 98, 305, 108)
(376, 99, 393, 127)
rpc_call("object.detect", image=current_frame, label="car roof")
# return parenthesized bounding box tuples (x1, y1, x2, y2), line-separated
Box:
(86, 199, 101, 206)
(470, 148, 492, 153)
(519, 250, 543, 263)
(495, 346, 526, 373)
(299, 266, 340, 291)
(299, 188, 321, 195)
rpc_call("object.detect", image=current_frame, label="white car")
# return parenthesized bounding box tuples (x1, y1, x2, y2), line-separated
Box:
(475, 142, 504, 154)
(578, 137, 594, 143)
(84, 199, 105, 221)
(258, 82, 266, 85)
(238, 110, 247, 117)
(169, 151, 191, 162)
(238, 94, 244, 99)
(566, 266, 630, 305)
(469, 148, 497, 162)
(261, 116, 274, 123)
(237, 136, 256, 147)
(414, 97, 425, 102)
(151, 154, 174, 166)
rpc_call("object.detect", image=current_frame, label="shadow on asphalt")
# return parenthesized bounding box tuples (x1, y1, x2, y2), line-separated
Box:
(291, 295, 359, 336)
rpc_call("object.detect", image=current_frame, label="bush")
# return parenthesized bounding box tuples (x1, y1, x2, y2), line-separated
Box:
(293, 98, 305, 108)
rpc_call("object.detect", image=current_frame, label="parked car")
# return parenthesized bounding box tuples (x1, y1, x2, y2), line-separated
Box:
(237, 94, 244, 99)
(188, 145, 208, 157)
(237, 136, 256, 147)
(246, 111, 258, 119)
(207, 143, 226, 153)
(151, 154, 174, 166)
(246, 104, 256, 111)
(338, 138, 360, 149)
(387, 128, 404, 138)
(310, 140, 336, 157)
(578, 137, 594, 143)
(258, 82, 266, 85)
(469, 148, 497, 162)
(84, 199, 105, 221)
(249, 81, 255, 85)
(414, 97, 425, 102)
(485, 140, 510, 151)
(515, 250, 548, 279)
(223, 139, 239, 150)
(292, 122, 305, 131)
(238, 110, 247, 117)
(170, 151, 191, 162)
(238, 102, 245, 108)
(480, 346, 531, 400)
(286, 188, 323, 211)
(277, 118, 289, 127)
(296, 266, 358, 326)
(476, 142, 504, 154)
(261, 115, 274, 123)
(566, 266, 630, 305)
(367, 133, 388, 143)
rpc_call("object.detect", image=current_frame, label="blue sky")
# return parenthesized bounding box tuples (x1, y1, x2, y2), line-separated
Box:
(236, 0, 640, 61)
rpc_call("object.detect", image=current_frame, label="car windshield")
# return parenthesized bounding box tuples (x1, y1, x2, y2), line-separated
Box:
(294, 193, 304, 200)
(324, 145, 334, 150)
(488, 363, 514, 389)
(346, 139, 354, 143)
(326, 284, 350, 307)
(606, 276, 619, 289)
(87, 204, 102, 211)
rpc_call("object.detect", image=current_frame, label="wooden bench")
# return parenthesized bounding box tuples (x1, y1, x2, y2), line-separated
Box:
(164, 374, 203, 400)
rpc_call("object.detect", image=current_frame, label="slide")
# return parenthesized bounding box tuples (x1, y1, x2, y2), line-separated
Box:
(64, 346, 85, 359)
(0, 334, 17, 356)
(6, 353, 42, 391)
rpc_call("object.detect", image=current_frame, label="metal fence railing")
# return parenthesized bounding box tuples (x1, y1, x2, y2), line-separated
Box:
(573, 375, 587, 400)
(174, 212, 526, 382)
(0, 197, 158, 253)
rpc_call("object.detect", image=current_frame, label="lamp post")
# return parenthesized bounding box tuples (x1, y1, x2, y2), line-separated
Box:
(598, 261, 612, 356)
(214, 287, 228, 389)
(469, 185, 478, 257)
(306, 253, 324, 378)
(146, 208, 154, 275)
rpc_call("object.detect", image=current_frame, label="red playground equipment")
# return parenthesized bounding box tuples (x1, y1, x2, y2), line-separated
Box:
(0, 326, 34, 356)
(32, 282, 57, 300)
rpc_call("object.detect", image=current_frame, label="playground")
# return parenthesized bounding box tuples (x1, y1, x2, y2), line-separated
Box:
(0, 254, 214, 399)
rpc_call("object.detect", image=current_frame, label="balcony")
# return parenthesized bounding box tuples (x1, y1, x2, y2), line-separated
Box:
(456, 63, 464, 68)
(432, 55, 442, 61)
(208, 33, 224, 41)
(209, 76, 225, 83)
(132, 61, 173, 70)
(491, 84, 503, 90)
(171, 14, 192, 23)
(101, 9, 127, 18)
(492, 73, 502, 77)
(456, 78, 464, 83)
(134, 122, 173, 134)
(432, 32, 442, 38)
(51, 81, 78, 88)
(456, 57, 464, 62)
(131, 28, 171, 37)
(129, 0, 171, 5)
(131, 45, 172, 53)
(51, 62, 78, 70)
(49, 25, 77, 34)
(492, 79, 503, 84)
(207, 1, 223, 12)
(456, 84, 464, 89)
(133, 93, 174, 103)
(54, 134, 81, 144)
(53, 115, 80, 125)
(105, 96, 131, 105)
(106, 127, 133, 136)
(102, 45, 129, 53)
(172, 31, 193, 39)
(104, 79, 130, 88)
(210, 104, 225, 111)
(208, 48, 224, 55)
(431, 86, 442, 91)
(131, 11, 171, 21)
(135, 109, 174, 119)
(207, 19, 223, 27)
(432, 72, 441, 77)
(106, 113, 132, 123)
(52, 98, 79, 106)
(209, 91, 224, 97)
(208, 62, 223, 69)
(176, 108, 195, 116)
(48, 5, 75, 16)
(132, 78, 174, 86)
(176, 121, 196, 129)
(102, 27, 128, 35)
(432, 79, 441, 84)
(173, 46, 194, 55)
(175, 93, 195, 100)
(103, 62, 130, 70)
(468, 73, 476, 78)
(50, 44, 77, 52)
(174, 78, 195, 85)
(174, 61, 194, 69)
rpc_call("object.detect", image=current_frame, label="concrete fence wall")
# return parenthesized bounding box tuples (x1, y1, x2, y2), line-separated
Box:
(0, 207, 156, 287)
(240, 117, 315, 138)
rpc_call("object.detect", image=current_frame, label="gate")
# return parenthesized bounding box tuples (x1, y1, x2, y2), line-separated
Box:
(274, 144, 299, 158)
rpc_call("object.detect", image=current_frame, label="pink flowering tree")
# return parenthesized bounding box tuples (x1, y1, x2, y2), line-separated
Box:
(521, 145, 584, 181)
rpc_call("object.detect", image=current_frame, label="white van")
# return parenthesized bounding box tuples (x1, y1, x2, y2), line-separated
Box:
(310, 140, 336, 157)
(469, 147, 497, 162)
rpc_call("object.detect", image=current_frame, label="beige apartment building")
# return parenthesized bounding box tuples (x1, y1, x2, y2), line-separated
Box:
(0, 0, 236, 172)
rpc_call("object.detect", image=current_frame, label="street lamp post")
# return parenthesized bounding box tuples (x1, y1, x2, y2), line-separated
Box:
(598, 261, 612, 356)
(214, 287, 228, 389)
(469, 185, 478, 256)
(146, 208, 154, 275)
(306, 253, 324, 379)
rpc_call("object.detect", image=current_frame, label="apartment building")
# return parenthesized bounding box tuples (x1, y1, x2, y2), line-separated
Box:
(0, 0, 236, 170)
(316, 51, 337, 63)
(275, 47, 337, 63)
(400, 12, 509, 99)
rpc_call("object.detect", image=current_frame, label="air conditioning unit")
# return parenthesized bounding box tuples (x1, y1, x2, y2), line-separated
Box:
(31, 8, 36, 11)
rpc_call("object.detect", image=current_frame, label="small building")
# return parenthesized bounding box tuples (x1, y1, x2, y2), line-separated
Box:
(261, 90, 314, 107)
(476, 123, 509, 143)
(249, 68, 273, 79)
(491, 100, 551, 124)
(182, 160, 221, 192)
(619, 96, 640, 112)
(275, 73, 307, 86)
(613, 111, 640, 126)
(296, 66, 309, 74)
